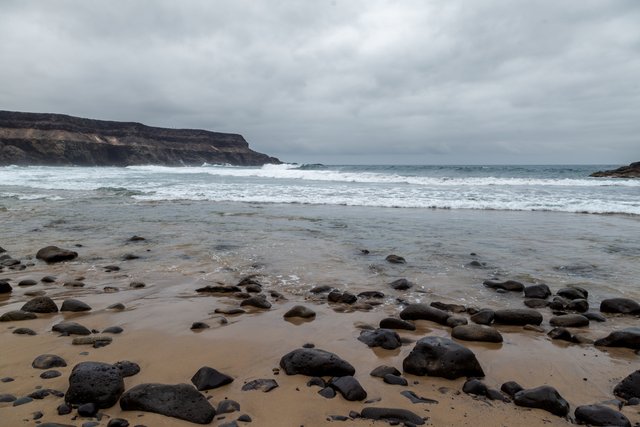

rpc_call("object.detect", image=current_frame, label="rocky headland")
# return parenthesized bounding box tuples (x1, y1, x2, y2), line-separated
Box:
(0, 110, 281, 166)
(590, 162, 640, 178)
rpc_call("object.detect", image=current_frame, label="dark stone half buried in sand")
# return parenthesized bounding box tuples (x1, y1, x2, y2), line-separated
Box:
(329, 376, 367, 401)
(0, 280, 12, 293)
(513, 386, 570, 417)
(524, 284, 551, 299)
(402, 336, 484, 379)
(385, 254, 406, 264)
(280, 348, 355, 377)
(614, 370, 640, 401)
(0, 310, 37, 321)
(120, 383, 216, 424)
(399, 303, 450, 325)
(483, 279, 524, 292)
(493, 309, 543, 326)
(13, 327, 37, 335)
(600, 298, 640, 314)
(452, 324, 503, 343)
(65, 362, 124, 408)
(283, 305, 316, 319)
(549, 314, 589, 327)
(60, 299, 92, 312)
(574, 404, 631, 427)
(239, 294, 271, 309)
(191, 366, 234, 391)
(52, 321, 91, 336)
(595, 328, 640, 349)
(370, 365, 401, 378)
(241, 379, 278, 392)
(32, 354, 67, 369)
(470, 309, 494, 325)
(360, 407, 425, 425)
(556, 287, 588, 300)
(36, 246, 78, 263)
(18, 279, 37, 287)
(389, 278, 413, 290)
(114, 361, 140, 377)
(21, 296, 58, 313)
(379, 317, 416, 330)
(196, 285, 241, 293)
(358, 328, 402, 350)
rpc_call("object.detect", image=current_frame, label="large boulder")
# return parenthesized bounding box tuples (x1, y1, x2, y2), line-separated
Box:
(493, 309, 542, 326)
(21, 296, 58, 313)
(280, 348, 355, 377)
(594, 328, 640, 349)
(65, 362, 124, 408)
(36, 246, 78, 263)
(452, 324, 503, 343)
(402, 336, 484, 379)
(399, 304, 450, 325)
(600, 298, 640, 314)
(574, 404, 630, 426)
(614, 370, 640, 401)
(514, 386, 569, 417)
(120, 383, 215, 424)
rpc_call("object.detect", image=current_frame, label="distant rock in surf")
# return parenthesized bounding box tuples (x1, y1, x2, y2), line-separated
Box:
(590, 162, 640, 178)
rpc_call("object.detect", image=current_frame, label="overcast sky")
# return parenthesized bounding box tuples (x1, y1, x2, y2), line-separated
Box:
(1, 1, 639, 164)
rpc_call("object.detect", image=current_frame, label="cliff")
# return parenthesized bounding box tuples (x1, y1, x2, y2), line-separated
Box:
(590, 162, 640, 178)
(0, 110, 281, 166)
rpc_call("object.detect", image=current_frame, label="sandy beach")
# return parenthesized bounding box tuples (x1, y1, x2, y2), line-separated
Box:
(2, 198, 640, 426)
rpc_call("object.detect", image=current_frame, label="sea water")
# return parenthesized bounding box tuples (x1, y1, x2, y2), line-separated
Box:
(1, 163, 639, 310)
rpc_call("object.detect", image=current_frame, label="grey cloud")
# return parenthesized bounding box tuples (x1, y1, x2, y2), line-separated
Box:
(1, 0, 639, 164)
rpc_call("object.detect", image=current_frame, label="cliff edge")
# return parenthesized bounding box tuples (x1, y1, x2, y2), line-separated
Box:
(590, 162, 640, 178)
(0, 110, 281, 166)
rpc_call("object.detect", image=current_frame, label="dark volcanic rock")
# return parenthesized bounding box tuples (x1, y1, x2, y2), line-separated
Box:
(21, 296, 58, 313)
(13, 327, 37, 335)
(548, 327, 579, 343)
(32, 354, 67, 369)
(283, 305, 316, 319)
(357, 328, 402, 350)
(574, 404, 631, 426)
(309, 285, 333, 294)
(41, 275, 57, 283)
(196, 285, 241, 293)
(385, 254, 406, 264)
(549, 314, 589, 327)
(379, 317, 416, 330)
(614, 370, 640, 400)
(35, 246, 78, 263)
(52, 321, 91, 335)
(0, 110, 280, 166)
(493, 309, 543, 326)
(0, 280, 12, 293)
(452, 324, 503, 343)
(190, 322, 210, 330)
(399, 303, 450, 325)
(318, 387, 336, 398)
(402, 336, 484, 379)
(18, 279, 37, 287)
(501, 381, 523, 397)
(114, 361, 140, 378)
(40, 370, 62, 379)
(360, 407, 425, 425)
(327, 290, 357, 304)
(446, 316, 468, 327)
(103, 326, 124, 334)
(557, 287, 588, 300)
(389, 278, 413, 290)
(60, 299, 91, 312)
(483, 279, 524, 292)
(191, 367, 233, 391)
(383, 374, 408, 386)
(107, 419, 130, 427)
(524, 284, 552, 299)
(240, 294, 271, 309)
(78, 402, 99, 417)
(463, 378, 488, 396)
(600, 298, 640, 314)
(514, 386, 570, 417)
(217, 399, 240, 414)
(329, 376, 367, 401)
(0, 310, 37, 321)
(120, 383, 216, 424)
(470, 309, 495, 325)
(400, 390, 438, 404)
(590, 162, 640, 178)
(358, 291, 385, 299)
(370, 365, 401, 378)
(431, 301, 467, 313)
(524, 298, 549, 309)
(241, 379, 278, 392)
(566, 299, 589, 312)
(280, 348, 355, 377)
(595, 328, 640, 349)
(584, 312, 607, 322)
(65, 362, 124, 408)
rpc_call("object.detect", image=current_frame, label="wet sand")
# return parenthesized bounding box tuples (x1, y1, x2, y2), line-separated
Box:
(2, 261, 640, 426)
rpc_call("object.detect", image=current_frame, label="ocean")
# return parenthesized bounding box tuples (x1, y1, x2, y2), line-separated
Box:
(1, 163, 639, 308)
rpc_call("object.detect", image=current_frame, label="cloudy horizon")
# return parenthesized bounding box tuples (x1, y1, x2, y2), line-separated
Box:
(1, 0, 639, 165)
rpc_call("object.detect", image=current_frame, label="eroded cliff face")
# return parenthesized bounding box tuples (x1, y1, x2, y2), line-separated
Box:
(0, 111, 281, 166)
